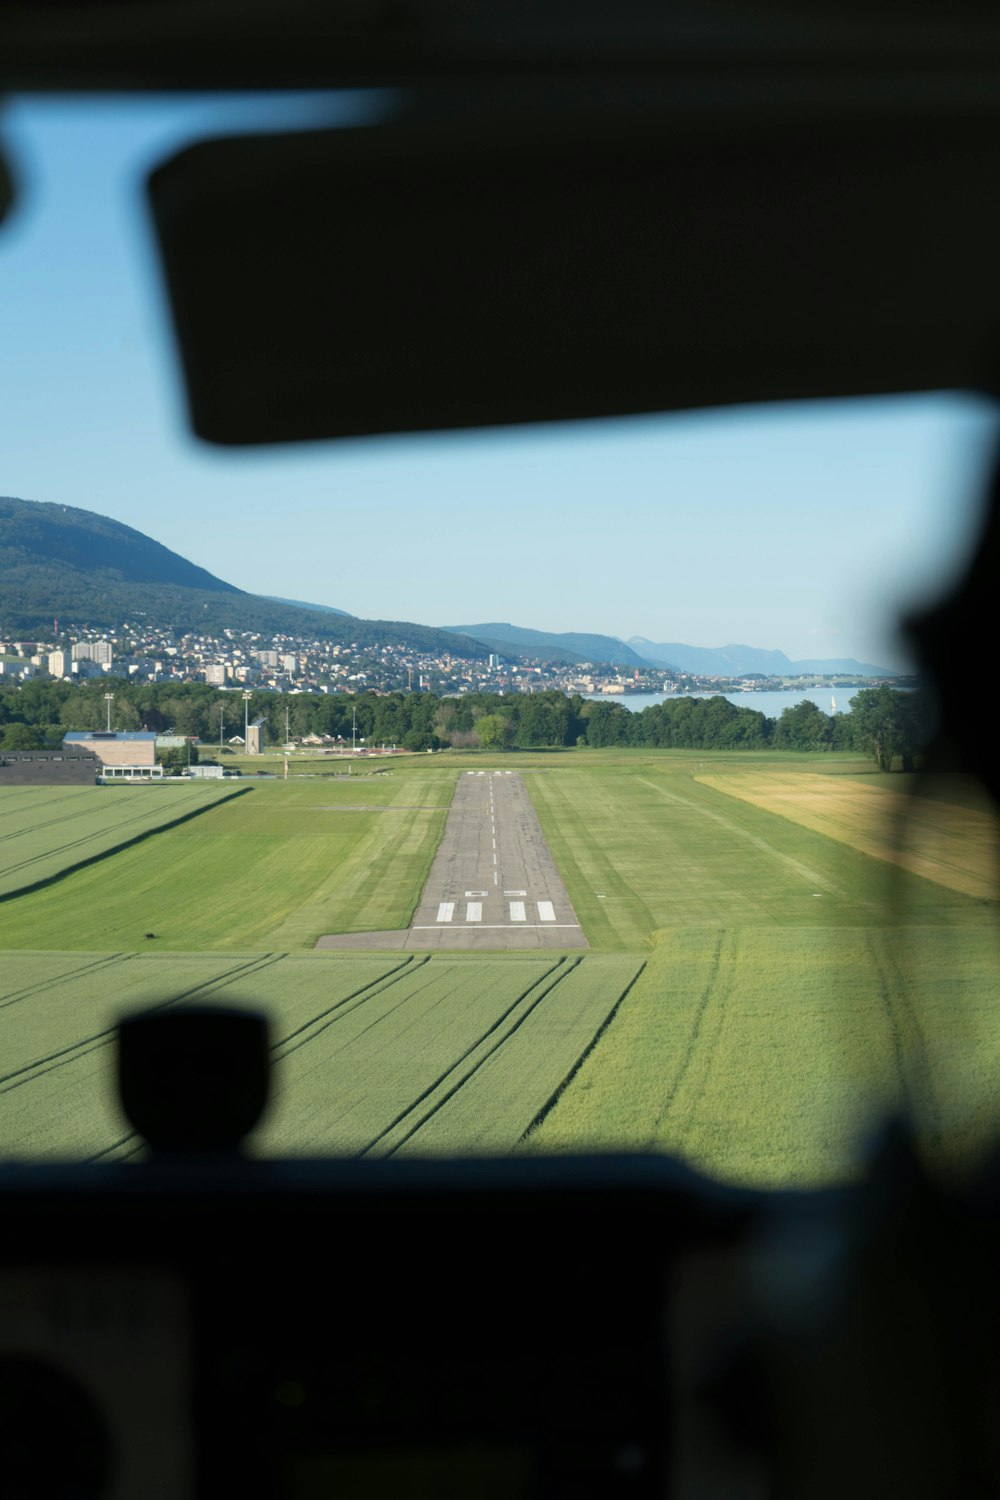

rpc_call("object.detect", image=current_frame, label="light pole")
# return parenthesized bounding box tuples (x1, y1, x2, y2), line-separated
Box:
(219, 703, 225, 754)
(243, 690, 252, 755)
(352, 705, 357, 755)
(104, 692, 114, 732)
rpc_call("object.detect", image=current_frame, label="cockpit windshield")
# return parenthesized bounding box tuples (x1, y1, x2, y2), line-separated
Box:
(0, 96, 997, 1183)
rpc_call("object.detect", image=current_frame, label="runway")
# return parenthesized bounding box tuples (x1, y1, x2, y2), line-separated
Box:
(316, 770, 588, 950)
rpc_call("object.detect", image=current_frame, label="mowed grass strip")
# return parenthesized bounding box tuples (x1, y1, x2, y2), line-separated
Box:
(697, 771, 1000, 900)
(258, 956, 559, 1156)
(524, 763, 995, 951)
(530, 926, 1000, 1186)
(393, 955, 645, 1155)
(0, 951, 417, 1157)
(0, 775, 456, 951)
(0, 783, 240, 898)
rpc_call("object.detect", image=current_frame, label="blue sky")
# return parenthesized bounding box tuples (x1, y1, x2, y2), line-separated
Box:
(1, 95, 996, 670)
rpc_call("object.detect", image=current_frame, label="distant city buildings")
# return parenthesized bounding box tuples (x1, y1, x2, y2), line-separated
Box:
(5, 622, 891, 705)
(71, 639, 113, 666)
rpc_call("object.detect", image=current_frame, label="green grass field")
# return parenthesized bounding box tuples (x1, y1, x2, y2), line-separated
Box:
(0, 781, 241, 898)
(514, 754, 1000, 1182)
(0, 950, 642, 1160)
(0, 774, 452, 950)
(0, 748, 997, 1185)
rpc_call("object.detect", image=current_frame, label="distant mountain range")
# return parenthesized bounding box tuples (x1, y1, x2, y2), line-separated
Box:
(444, 624, 892, 676)
(0, 497, 895, 676)
(627, 637, 894, 678)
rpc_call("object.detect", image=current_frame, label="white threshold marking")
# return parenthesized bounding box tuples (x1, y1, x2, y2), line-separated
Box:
(412, 923, 580, 931)
(466, 902, 482, 922)
(436, 902, 454, 923)
(537, 901, 556, 922)
(509, 901, 526, 922)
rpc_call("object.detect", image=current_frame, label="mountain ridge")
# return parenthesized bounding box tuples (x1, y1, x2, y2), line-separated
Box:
(0, 497, 896, 676)
(443, 622, 648, 667)
(0, 496, 485, 657)
(628, 637, 894, 678)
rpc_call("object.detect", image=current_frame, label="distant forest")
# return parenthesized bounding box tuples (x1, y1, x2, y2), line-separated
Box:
(0, 680, 934, 771)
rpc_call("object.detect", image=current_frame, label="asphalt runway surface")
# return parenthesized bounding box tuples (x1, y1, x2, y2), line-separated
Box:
(316, 770, 588, 951)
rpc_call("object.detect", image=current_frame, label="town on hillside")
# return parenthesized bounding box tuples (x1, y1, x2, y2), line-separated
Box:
(0, 623, 901, 701)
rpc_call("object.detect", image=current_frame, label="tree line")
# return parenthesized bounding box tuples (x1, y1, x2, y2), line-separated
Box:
(0, 679, 935, 771)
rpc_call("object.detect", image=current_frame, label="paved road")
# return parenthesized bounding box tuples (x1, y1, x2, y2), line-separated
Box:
(316, 770, 587, 950)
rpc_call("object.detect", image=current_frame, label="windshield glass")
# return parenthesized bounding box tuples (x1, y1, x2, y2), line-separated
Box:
(0, 95, 997, 1181)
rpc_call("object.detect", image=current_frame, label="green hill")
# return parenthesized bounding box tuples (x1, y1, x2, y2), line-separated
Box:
(0, 496, 485, 656)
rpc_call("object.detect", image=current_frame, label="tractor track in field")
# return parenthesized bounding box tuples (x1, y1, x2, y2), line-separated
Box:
(0, 788, 212, 851)
(271, 955, 427, 1061)
(650, 931, 727, 1145)
(519, 959, 648, 1144)
(320, 962, 468, 1056)
(93, 956, 431, 1161)
(359, 957, 576, 1157)
(0, 791, 88, 825)
(881, 939, 943, 1143)
(0, 952, 135, 1011)
(0, 787, 249, 902)
(865, 931, 942, 1142)
(0, 800, 133, 847)
(1, 953, 287, 1109)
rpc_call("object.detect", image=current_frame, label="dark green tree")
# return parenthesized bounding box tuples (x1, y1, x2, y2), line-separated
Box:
(0, 722, 45, 750)
(476, 713, 514, 750)
(156, 743, 199, 774)
(849, 686, 931, 772)
(772, 700, 835, 752)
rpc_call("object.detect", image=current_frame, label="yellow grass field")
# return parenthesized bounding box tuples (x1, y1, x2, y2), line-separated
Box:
(696, 772, 1000, 901)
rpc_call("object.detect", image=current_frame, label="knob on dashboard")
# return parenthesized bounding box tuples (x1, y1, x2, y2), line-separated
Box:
(117, 1007, 270, 1154)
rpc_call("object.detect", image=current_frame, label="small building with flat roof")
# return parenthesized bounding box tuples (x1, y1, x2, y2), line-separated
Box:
(63, 731, 157, 769)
